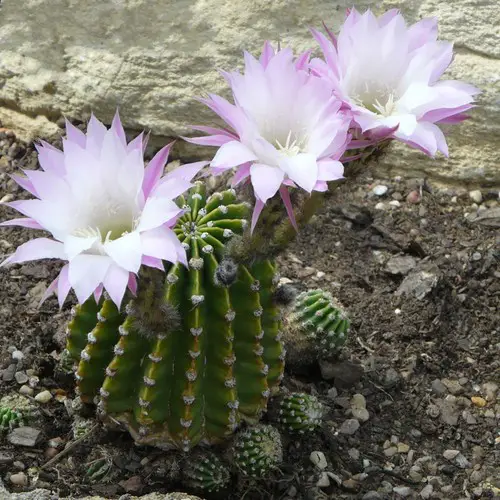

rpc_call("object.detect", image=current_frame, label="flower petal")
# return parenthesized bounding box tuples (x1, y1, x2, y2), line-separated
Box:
(141, 226, 181, 263)
(137, 197, 183, 232)
(250, 163, 284, 203)
(0, 238, 65, 267)
(279, 154, 318, 193)
(211, 141, 258, 169)
(64, 234, 99, 260)
(103, 231, 142, 273)
(68, 254, 112, 304)
(103, 264, 129, 309)
(142, 142, 174, 198)
(0, 218, 44, 230)
(317, 160, 344, 181)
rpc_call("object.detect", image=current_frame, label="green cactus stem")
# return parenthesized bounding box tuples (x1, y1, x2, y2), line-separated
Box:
(279, 393, 325, 433)
(283, 289, 350, 370)
(232, 424, 283, 478)
(183, 451, 230, 492)
(0, 407, 24, 432)
(67, 183, 285, 451)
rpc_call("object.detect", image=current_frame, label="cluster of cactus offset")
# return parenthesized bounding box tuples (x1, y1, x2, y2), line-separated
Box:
(279, 392, 325, 433)
(0, 407, 24, 432)
(66, 183, 285, 451)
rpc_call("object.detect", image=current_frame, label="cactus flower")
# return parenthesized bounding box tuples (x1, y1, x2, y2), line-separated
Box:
(1, 112, 206, 308)
(188, 42, 351, 228)
(311, 8, 480, 156)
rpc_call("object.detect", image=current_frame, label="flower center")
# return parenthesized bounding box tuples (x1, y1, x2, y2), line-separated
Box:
(274, 130, 307, 157)
(351, 80, 398, 117)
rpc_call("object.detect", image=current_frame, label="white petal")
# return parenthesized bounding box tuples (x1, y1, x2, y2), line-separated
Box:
(279, 154, 318, 193)
(68, 254, 112, 303)
(211, 141, 258, 169)
(136, 197, 183, 232)
(250, 163, 284, 202)
(103, 231, 142, 273)
(63, 234, 99, 260)
(141, 226, 180, 263)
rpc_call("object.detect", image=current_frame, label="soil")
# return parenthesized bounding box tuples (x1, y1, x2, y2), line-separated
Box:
(0, 128, 499, 500)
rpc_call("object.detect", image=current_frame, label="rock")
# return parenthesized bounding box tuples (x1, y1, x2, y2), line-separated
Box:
(469, 469, 484, 483)
(431, 379, 448, 395)
(386, 255, 417, 275)
(462, 410, 477, 424)
(2, 363, 17, 382)
(348, 448, 360, 460)
(352, 408, 370, 422)
(316, 472, 330, 488)
(469, 190, 483, 203)
(338, 419, 360, 435)
(393, 486, 412, 497)
(439, 398, 460, 425)
(396, 268, 439, 300)
(19, 385, 34, 396)
(9, 472, 27, 486)
(383, 368, 401, 388)
(455, 453, 471, 469)
(397, 443, 410, 453)
(342, 479, 360, 491)
(372, 185, 388, 196)
(409, 466, 423, 482)
(442, 378, 464, 395)
(7, 427, 42, 447)
(318, 359, 364, 386)
(309, 451, 328, 470)
(443, 449, 460, 460)
(362, 492, 382, 500)
(11, 350, 24, 361)
(420, 484, 433, 499)
(119, 475, 143, 494)
(0, 452, 14, 465)
(384, 446, 398, 457)
(482, 382, 498, 401)
(35, 390, 52, 403)
(406, 190, 421, 204)
(389, 200, 401, 208)
(471, 396, 487, 407)
(14, 372, 29, 385)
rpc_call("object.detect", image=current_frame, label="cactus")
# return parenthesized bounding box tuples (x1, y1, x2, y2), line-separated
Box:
(65, 183, 285, 451)
(85, 447, 114, 483)
(279, 393, 325, 433)
(0, 407, 24, 432)
(183, 451, 230, 492)
(292, 290, 350, 355)
(233, 424, 282, 478)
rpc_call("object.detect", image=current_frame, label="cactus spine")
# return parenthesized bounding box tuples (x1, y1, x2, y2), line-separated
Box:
(183, 451, 230, 492)
(0, 407, 24, 432)
(66, 183, 285, 450)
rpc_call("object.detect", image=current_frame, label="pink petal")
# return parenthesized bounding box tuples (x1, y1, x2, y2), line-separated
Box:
(259, 41, 275, 68)
(279, 186, 297, 231)
(279, 154, 318, 193)
(57, 264, 71, 308)
(211, 140, 258, 169)
(232, 163, 251, 186)
(36, 147, 65, 176)
(86, 114, 108, 157)
(313, 181, 328, 192)
(295, 49, 312, 70)
(111, 109, 127, 146)
(68, 254, 112, 304)
(141, 255, 164, 271)
(421, 104, 473, 123)
(64, 234, 99, 260)
(104, 231, 142, 273)
(317, 160, 344, 181)
(137, 198, 183, 232)
(65, 119, 86, 148)
(199, 94, 245, 135)
(0, 238, 65, 267)
(183, 134, 234, 147)
(140, 226, 181, 263)
(39, 275, 59, 306)
(94, 283, 104, 303)
(408, 17, 438, 51)
(127, 132, 145, 152)
(190, 125, 238, 139)
(142, 142, 174, 198)
(250, 198, 265, 234)
(250, 163, 284, 203)
(10, 174, 38, 197)
(103, 264, 129, 309)
(127, 273, 138, 296)
(311, 28, 340, 79)
(0, 218, 44, 230)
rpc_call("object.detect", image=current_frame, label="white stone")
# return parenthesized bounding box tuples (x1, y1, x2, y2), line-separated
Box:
(309, 450, 328, 470)
(469, 190, 483, 203)
(34, 390, 52, 403)
(372, 185, 388, 196)
(0, 0, 498, 186)
(11, 350, 24, 361)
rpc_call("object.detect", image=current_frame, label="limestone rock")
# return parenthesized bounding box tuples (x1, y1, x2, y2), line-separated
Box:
(0, 0, 499, 186)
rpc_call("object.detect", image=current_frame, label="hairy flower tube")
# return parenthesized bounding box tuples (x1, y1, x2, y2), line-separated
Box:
(1, 112, 206, 308)
(188, 42, 351, 229)
(311, 8, 480, 156)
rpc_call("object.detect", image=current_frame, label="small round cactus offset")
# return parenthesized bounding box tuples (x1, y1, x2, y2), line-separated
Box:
(292, 289, 350, 356)
(279, 393, 325, 433)
(233, 424, 283, 478)
(0, 407, 24, 432)
(65, 184, 285, 451)
(183, 451, 230, 492)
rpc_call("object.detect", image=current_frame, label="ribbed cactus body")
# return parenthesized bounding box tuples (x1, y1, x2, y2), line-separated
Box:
(279, 393, 325, 433)
(66, 183, 285, 450)
(0, 407, 24, 432)
(292, 290, 350, 355)
(183, 451, 230, 492)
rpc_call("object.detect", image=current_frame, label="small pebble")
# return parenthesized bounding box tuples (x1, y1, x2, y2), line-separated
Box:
(10, 472, 28, 487)
(11, 350, 24, 361)
(362, 492, 382, 500)
(393, 486, 412, 497)
(19, 385, 34, 396)
(348, 448, 360, 460)
(469, 470, 484, 483)
(397, 443, 410, 453)
(14, 371, 29, 385)
(431, 379, 447, 395)
(384, 447, 398, 457)
(389, 200, 401, 208)
(420, 484, 433, 499)
(342, 479, 359, 491)
(375, 202, 386, 210)
(471, 396, 486, 407)
(482, 382, 498, 401)
(309, 451, 328, 470)
(7, 427, 41, 447)
(35, 390, 52, 403)
(316, 472, 330, 488)
(471, 252, 482, 261)
(406, 190, 421, 204)
(338, 418, 360, 435)
(443, 449, 460, 460)
(469, 190, 482, 203)
(372, 185, 388, 196)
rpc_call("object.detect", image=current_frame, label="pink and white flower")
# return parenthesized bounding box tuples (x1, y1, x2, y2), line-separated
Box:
(1, 112, 206, 308)
(311, 8, 480, 156)
(188, 42, 351, 229)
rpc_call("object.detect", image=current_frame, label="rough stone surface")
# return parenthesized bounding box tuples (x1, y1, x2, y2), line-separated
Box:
(0, 0, 499, 187)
